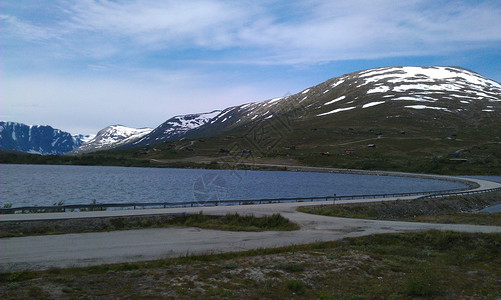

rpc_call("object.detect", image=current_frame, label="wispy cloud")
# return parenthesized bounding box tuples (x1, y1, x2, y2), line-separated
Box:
(0, 14, 59, 41)
(3, 0, 501, 65)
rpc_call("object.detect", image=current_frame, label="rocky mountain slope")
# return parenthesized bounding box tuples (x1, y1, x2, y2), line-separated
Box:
(127, 110, 222, 147)
(0, 122, 83, 155)
(193, 67, 501, 134)
(69, 125, 152, 155)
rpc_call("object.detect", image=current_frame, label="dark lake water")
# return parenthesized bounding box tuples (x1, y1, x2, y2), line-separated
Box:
(0, 164, 468, 208)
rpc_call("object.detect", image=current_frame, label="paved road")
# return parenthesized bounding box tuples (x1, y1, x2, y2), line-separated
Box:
(1, 172, 500, 272)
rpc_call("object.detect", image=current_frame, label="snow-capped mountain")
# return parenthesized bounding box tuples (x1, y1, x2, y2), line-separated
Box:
(69, 125, 152, 154)
(114, 66, 500, 151)
(183, 66, 500, 138)
(128, 110, 221, 147)
(0, 121, 84, 155)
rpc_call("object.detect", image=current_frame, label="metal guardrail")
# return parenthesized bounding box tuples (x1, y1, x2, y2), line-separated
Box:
(414, 187, 501, 200)
(0, 187, 484, 214)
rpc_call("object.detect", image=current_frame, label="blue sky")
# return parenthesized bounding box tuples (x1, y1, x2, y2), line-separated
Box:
(2, 0, 501, 134)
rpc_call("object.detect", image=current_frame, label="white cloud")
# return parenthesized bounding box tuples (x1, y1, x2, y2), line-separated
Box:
(4, 0, 501, 64)
(61, 0, 254, 49)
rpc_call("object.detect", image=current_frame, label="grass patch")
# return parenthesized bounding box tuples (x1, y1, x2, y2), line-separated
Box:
(403, 266, 440, 297)
(298, 190, 501, 226)
(1, 231, 499, 299)
(409, 212, 501, 226)
(181, 212, 299, 232)
(0, 213, 299, 238)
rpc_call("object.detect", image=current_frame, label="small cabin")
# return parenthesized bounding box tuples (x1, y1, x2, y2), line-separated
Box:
(344, 149, 354, 154)
(448, 158, 468, 162)
(448, 149, 464, 157)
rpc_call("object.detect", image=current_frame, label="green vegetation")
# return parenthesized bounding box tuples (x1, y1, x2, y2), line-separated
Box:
(408, 213, 501, 226)
(0, 213, 299, 238)
(1, 231, 499, 298)
(298, 190, 501, 225)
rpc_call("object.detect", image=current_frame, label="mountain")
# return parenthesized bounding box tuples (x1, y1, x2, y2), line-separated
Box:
(123, 66, 500, 148)
(127, 110, 222, 147)
(73, 134, 96, 144)
(69, 125, 153, 155)
(187, 66, 500, 139)
(114, 66, 499, 174)
(0, 122, 84, 155)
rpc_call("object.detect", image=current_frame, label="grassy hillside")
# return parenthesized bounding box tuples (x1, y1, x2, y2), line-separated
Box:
(2, 113, 499, 175)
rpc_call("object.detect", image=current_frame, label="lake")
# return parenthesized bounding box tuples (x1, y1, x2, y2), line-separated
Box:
(0, 164, 468, 208)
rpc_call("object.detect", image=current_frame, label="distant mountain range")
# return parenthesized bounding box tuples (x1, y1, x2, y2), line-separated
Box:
(0, 122, 84, 155)
(2, 66, 500, 156)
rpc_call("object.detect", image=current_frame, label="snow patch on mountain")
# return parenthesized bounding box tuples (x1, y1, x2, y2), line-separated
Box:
(324, 96, 346, 105)
(367, 86, 391, 94)
(357, 67, 501, 104)
(405, 105, 451, 112)
(317, 106, 356, 116)
(362, 101, 386, 108)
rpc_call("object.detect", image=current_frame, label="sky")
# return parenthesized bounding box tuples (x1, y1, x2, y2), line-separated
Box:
(2, 0, 501, 135)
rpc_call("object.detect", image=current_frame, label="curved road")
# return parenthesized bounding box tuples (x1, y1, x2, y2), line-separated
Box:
(1, 171, 500, 272)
